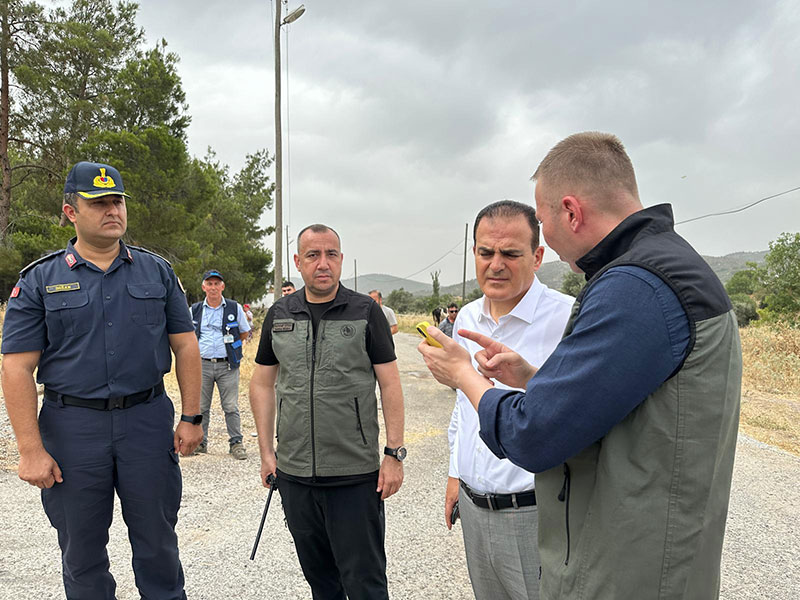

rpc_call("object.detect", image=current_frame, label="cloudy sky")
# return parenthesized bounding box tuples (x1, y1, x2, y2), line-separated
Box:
(135, 0, 800, 287)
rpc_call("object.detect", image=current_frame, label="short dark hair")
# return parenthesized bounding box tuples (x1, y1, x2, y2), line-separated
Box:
(281, 280, 295, 288)
(447, 302, 458, 310)
(63, 192, 80, 210)
(368, 289, 382, 299)
(473, 200, 540, 252)
(297, 224, 341, 253)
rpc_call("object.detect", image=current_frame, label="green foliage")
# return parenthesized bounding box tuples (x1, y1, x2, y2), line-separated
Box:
(430, 270, 441, 300)
(561, 271, 585, 297)
(465, 285, 483, 302)
(386, 288, 415, 313)
(725, 267, 760, 297)
(1, 1, 275, 303)
(729, 293, 759, 327)
(759, 232, 800, 321)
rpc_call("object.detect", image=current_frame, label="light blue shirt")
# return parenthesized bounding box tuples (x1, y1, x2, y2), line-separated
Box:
(198, 298, 250, 359)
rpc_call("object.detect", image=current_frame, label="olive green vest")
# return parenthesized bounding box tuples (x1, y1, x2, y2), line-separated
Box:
(271, 286, 380, 478)
(537, 205, 742, 599)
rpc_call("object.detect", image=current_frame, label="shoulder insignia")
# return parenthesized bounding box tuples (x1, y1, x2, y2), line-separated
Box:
(126, 244, 173, 267)
(19, 249, 66, 277)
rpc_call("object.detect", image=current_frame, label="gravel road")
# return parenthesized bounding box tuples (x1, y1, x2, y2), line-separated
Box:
(1, 332, 798, 599)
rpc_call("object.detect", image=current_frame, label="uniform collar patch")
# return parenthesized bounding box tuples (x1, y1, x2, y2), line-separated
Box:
(10, 286, 20, 298)
(65, 253, 77, 268)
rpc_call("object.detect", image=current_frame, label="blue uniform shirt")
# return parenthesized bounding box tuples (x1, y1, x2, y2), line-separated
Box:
(478, 265, 691, 473)
(1, 238, 194, 398)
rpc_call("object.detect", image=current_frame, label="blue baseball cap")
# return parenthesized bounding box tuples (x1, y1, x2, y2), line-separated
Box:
(64, 161, 129, 199)
(202, 270, 224, 281)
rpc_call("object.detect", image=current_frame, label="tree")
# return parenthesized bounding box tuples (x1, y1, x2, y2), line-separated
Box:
(465, 285, 482, 302)
(729, 293, 759, 327)
(386, 288, 415, 313)
(725, 266, 760, 297)
(0, 0, 43, 243)
(561, 271, 585, 297)
(759, 232, 800, 319)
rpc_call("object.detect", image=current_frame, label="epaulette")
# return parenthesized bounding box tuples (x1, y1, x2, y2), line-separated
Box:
(19, 249, 66, 277)
(126, 244, 174, 267)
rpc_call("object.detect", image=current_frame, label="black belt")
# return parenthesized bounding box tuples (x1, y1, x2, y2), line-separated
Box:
(44, 381, 165, 411)
(460, 480, 536, 510)
(202, 357, 228, 363)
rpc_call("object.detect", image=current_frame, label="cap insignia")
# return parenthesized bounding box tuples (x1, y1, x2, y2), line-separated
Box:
(93, 168, 117, 189)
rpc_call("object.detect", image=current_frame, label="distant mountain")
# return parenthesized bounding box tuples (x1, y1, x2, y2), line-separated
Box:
(348, 250, 767, 300)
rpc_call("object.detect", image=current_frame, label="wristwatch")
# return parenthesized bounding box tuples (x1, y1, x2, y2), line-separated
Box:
(180, 414, 203, 425)
(384, 446, 407, 462)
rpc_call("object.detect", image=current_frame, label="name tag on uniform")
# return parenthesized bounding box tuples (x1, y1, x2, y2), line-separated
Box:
(273, 322, 294, 332)
(46, 282, 81, 293)
(223, 334, 235, 344)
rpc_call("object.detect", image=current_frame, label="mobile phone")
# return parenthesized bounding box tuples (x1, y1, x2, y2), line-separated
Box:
(450, 500, 460, 525)
(415, 321, 443, 348)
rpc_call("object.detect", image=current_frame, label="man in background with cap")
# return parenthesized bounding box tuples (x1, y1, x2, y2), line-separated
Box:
(1, 161, 203, 599)
(191, 270, 251, 459)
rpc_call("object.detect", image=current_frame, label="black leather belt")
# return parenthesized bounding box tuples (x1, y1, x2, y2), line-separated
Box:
(202, 357, 228, 363)
(44, 381, 165, 410)
(460, 480, 536, 510)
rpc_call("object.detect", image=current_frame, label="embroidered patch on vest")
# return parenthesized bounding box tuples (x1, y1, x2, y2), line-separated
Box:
(340, 324, 356, 338)
(273, 322, 295, 332)
(45, 282, 81, 293)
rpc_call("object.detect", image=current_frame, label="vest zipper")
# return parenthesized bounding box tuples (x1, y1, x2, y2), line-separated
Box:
(557, 462, 571, 565)
(276, 398, 282, 441)
(309, 325, 317, 480)
(353, 398, 368, 445)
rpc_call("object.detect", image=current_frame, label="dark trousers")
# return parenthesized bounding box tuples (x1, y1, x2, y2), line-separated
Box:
(279, 476, 388, 600)
(39, 392, 185, 600)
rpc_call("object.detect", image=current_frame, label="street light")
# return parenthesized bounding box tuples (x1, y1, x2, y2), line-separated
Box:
(273, 2, 305, 301)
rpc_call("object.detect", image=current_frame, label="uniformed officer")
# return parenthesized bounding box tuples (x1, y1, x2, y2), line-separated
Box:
(0, 161, 204, 600)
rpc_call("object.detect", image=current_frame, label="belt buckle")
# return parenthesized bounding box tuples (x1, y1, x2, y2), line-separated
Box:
(108, 396, 124, 410)
(511, 493, 519, 509)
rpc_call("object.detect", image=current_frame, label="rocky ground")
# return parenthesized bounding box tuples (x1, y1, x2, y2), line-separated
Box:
(0, 333, 798, 598)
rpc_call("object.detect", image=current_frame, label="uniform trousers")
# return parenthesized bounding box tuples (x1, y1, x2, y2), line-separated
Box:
(278, 475, 388, 600)
(459, 486, 540, 600)
(200, 360, 242, 446)
(39, 392, 185, 600)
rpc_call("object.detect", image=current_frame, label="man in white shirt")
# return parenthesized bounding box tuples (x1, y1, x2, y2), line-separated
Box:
(446, 200, 573, 600)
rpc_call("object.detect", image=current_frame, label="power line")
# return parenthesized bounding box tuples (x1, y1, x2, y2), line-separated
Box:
(675, 185, 800, 225)
(402, 238, 465, 280)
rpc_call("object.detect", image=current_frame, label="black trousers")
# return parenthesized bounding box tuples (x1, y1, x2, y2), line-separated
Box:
(278, 476, 388, 600)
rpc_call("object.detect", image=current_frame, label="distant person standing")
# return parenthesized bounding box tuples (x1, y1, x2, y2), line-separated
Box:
(438, 302, 458, 337)
(281, 280, 296, 296)
(369, 289, 399, 335)
(191, 270, 251, 459)
(1, 161, 202, 598)
(243, 303, 254, 327)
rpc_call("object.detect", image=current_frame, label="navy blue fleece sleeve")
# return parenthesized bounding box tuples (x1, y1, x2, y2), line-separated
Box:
(478, 266, 690, 473)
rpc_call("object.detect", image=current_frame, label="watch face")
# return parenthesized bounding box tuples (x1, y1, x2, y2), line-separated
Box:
(397, 447, 407, 461)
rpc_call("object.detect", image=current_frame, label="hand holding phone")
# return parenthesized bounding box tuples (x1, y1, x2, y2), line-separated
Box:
(415, 321, 443, 348)
(450, 500, 460, 526)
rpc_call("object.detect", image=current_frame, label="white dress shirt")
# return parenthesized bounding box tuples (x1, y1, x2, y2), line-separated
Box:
(449, 276, 574, 494)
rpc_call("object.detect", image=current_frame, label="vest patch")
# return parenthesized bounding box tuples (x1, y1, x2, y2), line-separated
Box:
(340, 324, 356, 338)
(46, 282, 81, 293)
(273, 322, 295, 332)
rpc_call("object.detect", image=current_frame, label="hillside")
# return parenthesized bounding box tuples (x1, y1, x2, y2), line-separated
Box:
(347, 250, 767, 299)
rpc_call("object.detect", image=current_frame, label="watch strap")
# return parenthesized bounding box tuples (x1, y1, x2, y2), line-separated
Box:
(181, 414, 203, 425)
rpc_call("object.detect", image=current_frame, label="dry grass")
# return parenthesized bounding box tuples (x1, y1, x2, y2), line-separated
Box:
(738, 325, 800, 454)
(396, 313, 433, 335)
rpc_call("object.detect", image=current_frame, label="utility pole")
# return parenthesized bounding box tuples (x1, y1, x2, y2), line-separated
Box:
(273, 1, 283, 302)
(286, 224, 290, 282)
(272, 3, 305, 301)
(354, 259, 358, 292)
(462, 222, 468, 302)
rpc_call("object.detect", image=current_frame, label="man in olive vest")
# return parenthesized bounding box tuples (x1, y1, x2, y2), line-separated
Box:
(419, 132, 741, 600)
(250, 224, 405, 600)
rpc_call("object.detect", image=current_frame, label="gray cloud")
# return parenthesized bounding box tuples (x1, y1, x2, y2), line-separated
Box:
(136, 0, 800, 285)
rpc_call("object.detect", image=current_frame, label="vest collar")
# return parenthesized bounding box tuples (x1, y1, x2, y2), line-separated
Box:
(576, 204, 675, 279)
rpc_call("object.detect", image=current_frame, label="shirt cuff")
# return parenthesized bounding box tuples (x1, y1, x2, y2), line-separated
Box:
(477, 387, 510, 459)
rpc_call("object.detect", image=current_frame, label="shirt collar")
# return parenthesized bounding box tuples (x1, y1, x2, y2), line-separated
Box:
(204, 296, 227, 309)
(477, 276, 543, 325)
(64, 238, 132, 269)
